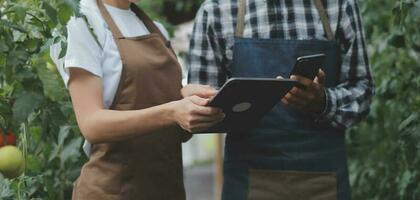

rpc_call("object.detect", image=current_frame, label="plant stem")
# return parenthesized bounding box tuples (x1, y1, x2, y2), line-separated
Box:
(15, 122, 29, 199)
(23, 123, 28, 175)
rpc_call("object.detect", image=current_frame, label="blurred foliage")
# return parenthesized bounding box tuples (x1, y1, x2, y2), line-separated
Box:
(0, 0, 85, 199)
(139, 0, 203, 21)
(0, 0, 419, 199)
(139, 0, 204, 34)
(347, 0, 420, 199)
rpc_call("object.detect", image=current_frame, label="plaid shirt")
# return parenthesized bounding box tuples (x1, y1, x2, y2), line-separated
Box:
(187, 0, 374, 129)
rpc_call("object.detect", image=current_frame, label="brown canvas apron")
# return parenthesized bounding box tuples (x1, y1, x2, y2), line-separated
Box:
(72, 1, 186, 199)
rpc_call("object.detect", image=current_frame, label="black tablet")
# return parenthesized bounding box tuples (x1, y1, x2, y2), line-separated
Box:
(195, 78, 300, 134)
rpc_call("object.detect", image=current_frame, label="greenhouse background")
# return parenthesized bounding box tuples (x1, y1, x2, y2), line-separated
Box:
(0, 0, 419, 199)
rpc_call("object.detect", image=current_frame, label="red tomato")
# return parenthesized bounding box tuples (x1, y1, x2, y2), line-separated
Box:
(0, 130, 17, 147)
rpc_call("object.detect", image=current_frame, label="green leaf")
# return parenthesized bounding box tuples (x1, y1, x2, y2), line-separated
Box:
(42, 2, 58, 26)
(58, 126, 71, 147)
(60, 137, 83, 165)
(411, 1, 420, 18)
(58, 3, 73, 25)
(0, 19, 27, 33)
(23, 38, 41, 52)
(63, 0, 82, 17)
(399, 114, 418, 131)
(36, 61, 67, 101)
(388, 31, 406, 48)
(0, 175, 13, 198)
(0, 54, 6, 66)
(48, 126, 71, 162)
(12, 91, 43, 124)
(26, 154, 43, 172)
(11, 5, 27, 22)
(398, 170, 413, 197)
(48, 143, 60, 163)
(59, 41, 67, 59)
(39, 38, 54, 53)
(0, 40, 9, 52)
(0, 99, 12, 130)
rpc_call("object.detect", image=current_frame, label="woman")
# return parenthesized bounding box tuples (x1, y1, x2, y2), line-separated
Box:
(51, 0, 223, 199)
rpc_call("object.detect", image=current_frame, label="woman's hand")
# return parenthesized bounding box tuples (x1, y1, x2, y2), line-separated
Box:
(171, 95, 225, 133)
(181, 84, 218, 99)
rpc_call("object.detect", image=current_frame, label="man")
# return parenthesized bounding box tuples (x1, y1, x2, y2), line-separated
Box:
(184, 0, 373, 199)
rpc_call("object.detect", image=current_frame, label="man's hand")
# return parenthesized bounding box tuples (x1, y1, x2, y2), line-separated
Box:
(181, 84, 218, 99)
(278, 70, 327, 114)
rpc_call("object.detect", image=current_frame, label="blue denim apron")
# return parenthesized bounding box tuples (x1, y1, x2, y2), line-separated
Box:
(221, 0, 351, 199)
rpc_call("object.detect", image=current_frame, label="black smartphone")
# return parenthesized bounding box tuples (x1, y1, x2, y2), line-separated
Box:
(290, 54, 326, 80)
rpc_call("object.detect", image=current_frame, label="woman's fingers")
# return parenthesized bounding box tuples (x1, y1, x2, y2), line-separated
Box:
(188, 96, 223, 115)
(188, 95, 210, 106)
(189, 117, 225, 133)
(199, 85, 218, 97)
(196, 106, 223, 116)
(182, 111, 225, 133)
(181, 84, 218, 98)
(193, 112, 225, 123)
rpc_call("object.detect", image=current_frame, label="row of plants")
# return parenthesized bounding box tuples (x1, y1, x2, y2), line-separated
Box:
(0, 0, 85, 199)
(347, 0, 420, 199)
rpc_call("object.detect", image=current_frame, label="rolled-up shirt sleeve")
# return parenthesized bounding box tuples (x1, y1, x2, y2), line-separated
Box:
(317, 0, 374, 129)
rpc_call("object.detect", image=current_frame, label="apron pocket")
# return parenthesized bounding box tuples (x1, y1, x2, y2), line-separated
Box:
(248, 169, 337, 200)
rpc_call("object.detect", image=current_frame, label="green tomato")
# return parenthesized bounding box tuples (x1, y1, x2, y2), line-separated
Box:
(0, 146, 25, 179)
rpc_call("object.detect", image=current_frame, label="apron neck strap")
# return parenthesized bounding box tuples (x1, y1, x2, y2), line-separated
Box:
(97, 0, 123, 38)
(96, 0, 167, 41)
(313, 0, 334, 41)
(129, 4, 168, 41)
(234, 0, 247, 38)
(235, 0, 335, 41)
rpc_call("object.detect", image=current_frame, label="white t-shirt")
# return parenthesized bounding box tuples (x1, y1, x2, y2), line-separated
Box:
(50, 0, 169, 155)
(51, 0, 169, 108)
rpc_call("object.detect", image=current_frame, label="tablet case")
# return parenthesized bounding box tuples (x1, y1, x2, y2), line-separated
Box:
(195, 78, 298, 134)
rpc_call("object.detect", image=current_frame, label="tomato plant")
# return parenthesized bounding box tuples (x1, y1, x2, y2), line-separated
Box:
(0, 0, 85, 199)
